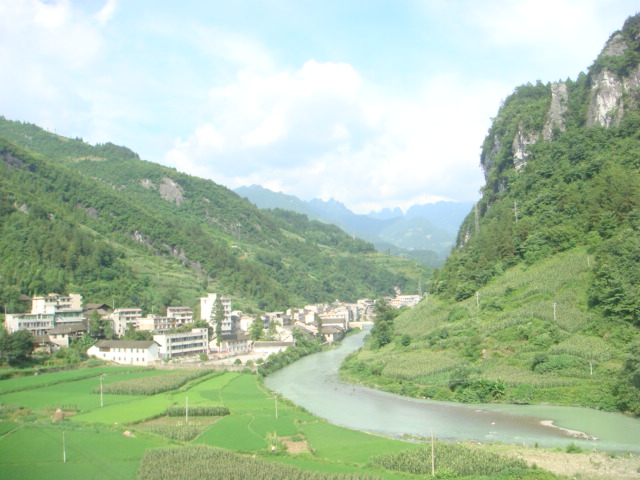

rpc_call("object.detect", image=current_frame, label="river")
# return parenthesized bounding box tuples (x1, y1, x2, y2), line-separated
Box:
(264, 330, 640, 453)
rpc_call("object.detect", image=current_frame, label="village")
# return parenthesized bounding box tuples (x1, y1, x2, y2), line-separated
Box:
(3, 292, 422, 366)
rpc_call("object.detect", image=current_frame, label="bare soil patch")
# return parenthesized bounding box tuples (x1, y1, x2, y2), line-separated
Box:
(503, 447, 640, 480)
(141, 415, 222, 426)
(283, 439, 309, 454)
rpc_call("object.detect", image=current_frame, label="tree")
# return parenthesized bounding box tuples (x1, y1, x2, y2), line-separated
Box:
(123, 325, 152, 341)
(212, 296, 226, 346)
(88, 309, 102, 338)
(617, 341, 640, 416)
(250, 319, 264, 341)
(0, 329, 34, 365)
(371, 299, 396, 348)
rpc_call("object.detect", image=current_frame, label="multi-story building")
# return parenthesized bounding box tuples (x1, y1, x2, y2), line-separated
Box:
(137, 315, 176, 333)
(31, 293, 82, 314)
(110, 308, 143, 336)
(388, 295, 422, 309)
(199, 293, 232, 323)
(166, 306, 193, 325)
(153, 328, 209, 360)
(4, 293, 84, 335)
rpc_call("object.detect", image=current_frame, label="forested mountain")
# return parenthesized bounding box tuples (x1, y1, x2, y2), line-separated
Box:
(342, 14, 640, 416)
(235, 184, 470, 266)
(0, 119, 429, 315)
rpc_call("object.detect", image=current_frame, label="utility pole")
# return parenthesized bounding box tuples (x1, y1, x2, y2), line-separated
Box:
(100, 375, 104, 407)
(62, 431, 67, 463)
(431, 431, 435, 477)
(514, 200, 519, 222)
(553, 303, 557, 322)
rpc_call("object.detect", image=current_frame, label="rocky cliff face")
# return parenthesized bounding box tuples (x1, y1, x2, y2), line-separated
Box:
(586, 31, 640, 128)
(480, 14, 640, 185)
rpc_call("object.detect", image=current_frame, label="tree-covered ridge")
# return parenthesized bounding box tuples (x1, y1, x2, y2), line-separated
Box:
(344, 13, 640, 416)
(0, 120, 427, 314)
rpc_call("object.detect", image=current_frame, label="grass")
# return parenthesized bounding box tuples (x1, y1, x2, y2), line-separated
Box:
(342, 248, 634, 411)
(0, 424, 164, 480)
(0, 361, 558, 479)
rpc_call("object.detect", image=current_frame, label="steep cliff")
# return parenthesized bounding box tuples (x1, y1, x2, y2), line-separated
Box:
(479, 14, 640, 203)
(437, 12, 640, 301)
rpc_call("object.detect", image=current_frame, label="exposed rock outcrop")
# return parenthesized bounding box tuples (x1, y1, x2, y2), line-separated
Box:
(586, 31, 640, 128)
(542, 82, 568, 141)
(159, 177, 184, 206)
(512, 124, 538, 171)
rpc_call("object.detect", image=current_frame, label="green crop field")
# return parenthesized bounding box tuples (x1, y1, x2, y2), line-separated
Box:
(0, 365, 558, 479)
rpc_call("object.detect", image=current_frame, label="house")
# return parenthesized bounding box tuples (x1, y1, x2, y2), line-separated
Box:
(166, 306, 193, 325)
(211, 332, 252, 356)
(83, 303, 112, 320)
(388, 295, 422, 309)
(110, 308, 143, 336)
(87, 340, 160, 366)
(48, 322, 88, 348)
(31, 293, 82, 314)
(253, 341, 295, 355)
(4, 293, 85, 336)
(319, 325, 345, 344)
(137, 315, 176, 333)
(153, 328, 208, 360)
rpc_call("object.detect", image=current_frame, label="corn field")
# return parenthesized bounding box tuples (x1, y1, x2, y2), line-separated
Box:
(371, 441, 527, 476)
(137, 445, 380, 480)
(93, 370, 211, 395)
(147, 425, 202, 442)
(165, 405, 229, 417)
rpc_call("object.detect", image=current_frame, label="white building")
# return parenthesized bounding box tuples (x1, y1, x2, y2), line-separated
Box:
(253, 341, 295, 355)
(87, 340, 160, 366)
(31, 293, 82, 314)
(110, 308, 143, 336)
(212, 332, 252, 356)
(5, 293, 84, 335)
(166, 306, 193, 325)
(137, 315, 176, 333)
(200, 293, 232, 322)
(388, 295, 422, 309)
(153, 328, 209, 360)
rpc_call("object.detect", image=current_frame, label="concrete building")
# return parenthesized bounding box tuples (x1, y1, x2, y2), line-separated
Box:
(153, 328, 209, 360)
(200, 293, 232, 323)
(137, 315, 176, 333)
(4, 293, 84, 335)
(110, 308, 143, 336)
(166, 306, 194, 325)
(87, 340, 160, 366)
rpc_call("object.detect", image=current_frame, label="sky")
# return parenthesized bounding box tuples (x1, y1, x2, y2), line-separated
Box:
(0, 1, 638, 214)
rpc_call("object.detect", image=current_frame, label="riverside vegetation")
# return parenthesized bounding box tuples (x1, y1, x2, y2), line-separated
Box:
(342, 14, 640, 417)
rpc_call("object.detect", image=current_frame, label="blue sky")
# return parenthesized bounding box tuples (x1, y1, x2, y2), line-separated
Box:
(1, 1, 638, 213)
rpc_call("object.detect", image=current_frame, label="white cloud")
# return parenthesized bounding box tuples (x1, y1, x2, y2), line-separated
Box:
(95, 0, 118, 26)
(164, 60, 499, 213)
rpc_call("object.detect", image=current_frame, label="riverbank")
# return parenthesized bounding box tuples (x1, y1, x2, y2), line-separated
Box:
(482, 443, 640, 480)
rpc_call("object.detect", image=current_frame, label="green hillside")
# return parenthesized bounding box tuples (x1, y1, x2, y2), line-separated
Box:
(0, 118, 428, 314)
(342, 14, 640, 415)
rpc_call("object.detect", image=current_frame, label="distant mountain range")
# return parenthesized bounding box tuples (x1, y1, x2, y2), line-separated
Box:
(234, 185, 474, 266)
